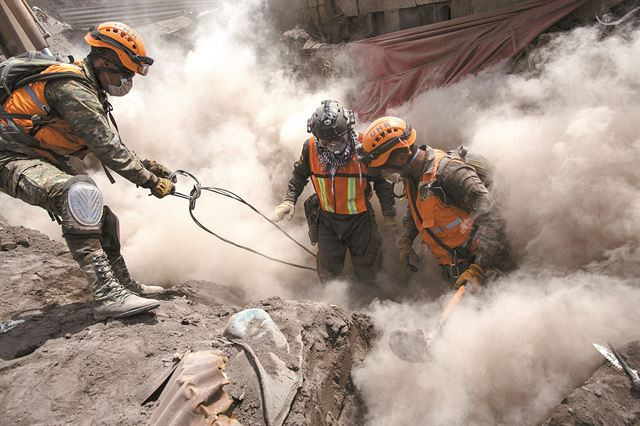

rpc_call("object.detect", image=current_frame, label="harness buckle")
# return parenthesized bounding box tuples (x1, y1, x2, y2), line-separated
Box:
(449, 263, 460, 280)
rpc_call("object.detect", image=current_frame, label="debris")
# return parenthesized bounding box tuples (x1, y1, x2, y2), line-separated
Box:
(224, 308, 303, 426)
(147, 349, 239, 425)
(0, 319, 25, 333)
(593, 343, 640, 392)
(15, 238, 29, 247)
(1, 241, 18, 251)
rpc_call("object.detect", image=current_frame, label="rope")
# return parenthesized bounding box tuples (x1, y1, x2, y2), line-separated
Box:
(168, 170, 317, 272)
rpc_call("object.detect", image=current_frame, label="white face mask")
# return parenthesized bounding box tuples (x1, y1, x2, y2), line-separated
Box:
(381, 169, 403, 184)
(105, 76, 133, 97)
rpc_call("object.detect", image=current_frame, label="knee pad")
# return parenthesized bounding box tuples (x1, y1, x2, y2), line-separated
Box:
(61, 176, 103, 237)
(100, 206, 121, 253)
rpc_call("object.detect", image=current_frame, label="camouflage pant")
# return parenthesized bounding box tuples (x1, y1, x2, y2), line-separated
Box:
(0, 152, 123, 264)
(0, 153, 70, 215)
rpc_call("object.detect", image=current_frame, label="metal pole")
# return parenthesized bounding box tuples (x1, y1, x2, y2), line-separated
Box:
(4, 0, 49, 52)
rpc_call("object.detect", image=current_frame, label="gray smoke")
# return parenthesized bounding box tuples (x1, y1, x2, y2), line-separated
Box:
(354, 25, 640, 425)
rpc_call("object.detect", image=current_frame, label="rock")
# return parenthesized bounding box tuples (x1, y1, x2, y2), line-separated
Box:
(1, 241, 18, 251)
(16, 238, 30, 248)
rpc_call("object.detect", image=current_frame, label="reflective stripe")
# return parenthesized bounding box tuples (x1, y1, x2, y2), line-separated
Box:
(24, 86, 49, 114)
(430, 218, 462, 235)
(316, 177, 334, 213)
(347, 177, 357, 214)
(446, 217, 462, 229)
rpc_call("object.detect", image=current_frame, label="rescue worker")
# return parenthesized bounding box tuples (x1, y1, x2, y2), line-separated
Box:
(0, 22, 174, 320)
(271, 100, 396, 295)
(356, 116, 513, 290)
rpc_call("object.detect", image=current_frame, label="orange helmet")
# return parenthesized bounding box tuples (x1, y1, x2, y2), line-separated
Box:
(84, 22, 154, 75)
(356, 116, 416, 167)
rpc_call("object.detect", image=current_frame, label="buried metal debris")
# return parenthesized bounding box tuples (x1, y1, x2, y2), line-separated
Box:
(146, 349, 240, 425)
(0, 319, 25, 333)
(223, 308, 303, 426)
(593, 343, 640, 392)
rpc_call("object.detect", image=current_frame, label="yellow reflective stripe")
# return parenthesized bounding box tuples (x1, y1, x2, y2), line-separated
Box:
(316, 177, 334, 212)
(347, 177, 357, 214)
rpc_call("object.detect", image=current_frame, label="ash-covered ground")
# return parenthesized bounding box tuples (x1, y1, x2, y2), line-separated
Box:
(1, 1, 640, 424)
(1, 219, 638, 425)
(0, 218, 376, 425)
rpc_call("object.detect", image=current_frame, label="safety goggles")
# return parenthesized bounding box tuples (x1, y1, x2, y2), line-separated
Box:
(90, 29, 154, 75)
(317, 133, 348, 147)
(355, 126, 413, 166)
(96, 64, 134, 80)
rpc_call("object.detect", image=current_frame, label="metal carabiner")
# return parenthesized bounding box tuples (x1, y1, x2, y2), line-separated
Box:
(168, 169, 202, 210)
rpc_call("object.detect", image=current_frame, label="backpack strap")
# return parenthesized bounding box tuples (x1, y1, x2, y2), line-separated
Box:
(407, 170, 477, 277)
(407, 178, 457, 260)
(11, 71, 90, 95)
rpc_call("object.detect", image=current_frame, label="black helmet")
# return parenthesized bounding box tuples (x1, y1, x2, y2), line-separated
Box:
(307, 100, 355, 140)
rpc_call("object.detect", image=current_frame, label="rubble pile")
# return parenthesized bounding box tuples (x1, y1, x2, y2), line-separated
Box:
(0, 218, 373, 424)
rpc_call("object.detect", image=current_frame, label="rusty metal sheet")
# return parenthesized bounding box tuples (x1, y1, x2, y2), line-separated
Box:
(149, 350, 241, 426)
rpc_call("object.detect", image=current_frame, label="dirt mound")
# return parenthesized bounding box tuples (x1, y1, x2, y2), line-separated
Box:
(544, 341, 640, 426)
(0, 219, 373, 425)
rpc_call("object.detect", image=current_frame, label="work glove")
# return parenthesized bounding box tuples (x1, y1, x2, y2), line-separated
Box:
(398, 235, 420, 272)
(150, 176, 175, 199)
(454, 263, 484, 292)
(143, 159, 176, 182)
(383, 215, 398, 230)
(271, 200, 295, 222)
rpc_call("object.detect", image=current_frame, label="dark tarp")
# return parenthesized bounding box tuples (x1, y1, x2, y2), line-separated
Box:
(350, 0, 587, 120)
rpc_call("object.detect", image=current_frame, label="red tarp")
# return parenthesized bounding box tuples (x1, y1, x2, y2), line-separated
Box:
(350, 0, 587, 120)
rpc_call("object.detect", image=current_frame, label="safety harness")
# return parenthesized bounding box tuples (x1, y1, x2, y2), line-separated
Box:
(1, 51, 119, 183)
(406, 155, 478, 282)
(0, 52, 94, 168)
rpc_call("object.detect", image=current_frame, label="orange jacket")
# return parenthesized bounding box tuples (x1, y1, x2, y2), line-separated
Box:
(308, 136, 368, 215)
(1, 62, 90, 160)
(406, 149, 477, 265)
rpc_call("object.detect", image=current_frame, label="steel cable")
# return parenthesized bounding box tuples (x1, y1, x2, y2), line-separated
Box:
(168, 169, 317, 272)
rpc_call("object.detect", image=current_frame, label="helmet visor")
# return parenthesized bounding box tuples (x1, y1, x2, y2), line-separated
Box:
(90, 29, 154, 75)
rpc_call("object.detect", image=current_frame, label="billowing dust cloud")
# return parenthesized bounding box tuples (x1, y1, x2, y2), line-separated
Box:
(0, 0, 354, 304)
(1, 2, 639, 423)
(354, 25, 640, 425)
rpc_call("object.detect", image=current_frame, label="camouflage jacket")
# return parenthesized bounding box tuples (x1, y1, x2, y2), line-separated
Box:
(0, 58, 155, 188)
(402, 146, 513, 273)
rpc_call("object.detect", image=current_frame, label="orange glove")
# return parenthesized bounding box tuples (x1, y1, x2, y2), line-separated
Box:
(454, 263, 484, 290)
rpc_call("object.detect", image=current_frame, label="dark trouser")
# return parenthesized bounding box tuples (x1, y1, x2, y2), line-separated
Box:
(316, 209, 382, 288)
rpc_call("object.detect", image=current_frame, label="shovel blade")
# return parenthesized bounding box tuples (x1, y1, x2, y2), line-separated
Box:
(389, 329, 431, 363)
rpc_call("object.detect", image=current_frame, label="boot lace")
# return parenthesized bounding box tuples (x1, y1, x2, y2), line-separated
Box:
(90, 254, 130, 301)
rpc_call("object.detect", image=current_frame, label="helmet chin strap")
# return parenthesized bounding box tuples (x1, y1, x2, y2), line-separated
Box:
(400, 146, 420, 178)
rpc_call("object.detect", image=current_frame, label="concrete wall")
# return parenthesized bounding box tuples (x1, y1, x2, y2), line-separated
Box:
(450, 0, 627, 20)
(271, 0, 452, 42)
(450, 0, 518, 18)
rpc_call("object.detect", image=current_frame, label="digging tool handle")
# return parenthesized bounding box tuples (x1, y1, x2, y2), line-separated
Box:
(427, 285, 467, 344)
(442, 285, 466, 319)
